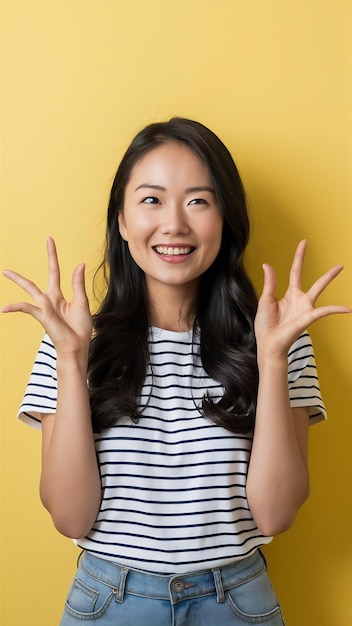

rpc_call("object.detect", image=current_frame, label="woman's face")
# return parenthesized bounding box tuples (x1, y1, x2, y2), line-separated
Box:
(118, 141, 223, 299)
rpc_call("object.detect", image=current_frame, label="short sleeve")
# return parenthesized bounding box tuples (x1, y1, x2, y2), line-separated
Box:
(288, 331, 326, 425)
(18, 334, 57, 429)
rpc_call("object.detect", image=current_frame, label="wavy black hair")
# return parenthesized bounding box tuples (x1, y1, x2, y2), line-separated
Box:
(88, 117, 258, 433)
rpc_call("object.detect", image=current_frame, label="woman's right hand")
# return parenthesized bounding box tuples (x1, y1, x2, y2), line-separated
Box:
(2, 237, 92, 356)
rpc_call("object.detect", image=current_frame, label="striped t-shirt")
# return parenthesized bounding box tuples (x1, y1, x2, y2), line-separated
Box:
(18, 328, 326, 574)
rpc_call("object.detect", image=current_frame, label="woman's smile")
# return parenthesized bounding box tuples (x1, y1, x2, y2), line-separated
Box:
(153, 244, 195, 259)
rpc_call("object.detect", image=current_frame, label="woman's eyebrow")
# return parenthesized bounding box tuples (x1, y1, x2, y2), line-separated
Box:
(185, 186, 215, 194)
(135, 184, 215, 193)
(135, 184, 166, 192)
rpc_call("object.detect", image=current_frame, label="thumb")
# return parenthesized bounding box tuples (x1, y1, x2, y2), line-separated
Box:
(260, 263, 277, 301)
(72, 263, 89, 307)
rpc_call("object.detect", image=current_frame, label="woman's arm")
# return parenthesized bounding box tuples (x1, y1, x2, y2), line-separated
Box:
(40, 353, 102, 539)
(246, 240, 350, 536)
(246, 359, 310, 536)
(3, 237, 101, 538)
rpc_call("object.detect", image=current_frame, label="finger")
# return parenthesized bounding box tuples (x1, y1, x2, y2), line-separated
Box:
(288, 239, 307, 289)
(260, 263, 277, 300)
(306, 264, 345, 303)
(2, 269, 43, 300)
(1, 301, 41, 316)
(47, 237, 61, 291)
(71, 263, 90, 307)
(301, 304, 352, 326)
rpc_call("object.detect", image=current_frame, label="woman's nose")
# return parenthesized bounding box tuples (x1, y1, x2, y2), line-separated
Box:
(160, 203, 190, 235)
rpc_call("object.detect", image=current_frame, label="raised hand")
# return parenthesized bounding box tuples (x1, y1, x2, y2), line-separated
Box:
(2, 237, 92, 356)
(254, 240, 351, 358)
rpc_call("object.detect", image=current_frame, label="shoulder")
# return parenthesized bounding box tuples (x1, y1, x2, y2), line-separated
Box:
(17, 334, 57, 428)
(288, 331, 315, 381)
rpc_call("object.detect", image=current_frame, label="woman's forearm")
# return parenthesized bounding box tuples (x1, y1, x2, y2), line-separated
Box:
(246, 352, 310, 536)
(40, 353, 102, 539)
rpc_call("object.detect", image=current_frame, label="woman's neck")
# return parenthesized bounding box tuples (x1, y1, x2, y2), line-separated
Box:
(147, 283, 198, 332)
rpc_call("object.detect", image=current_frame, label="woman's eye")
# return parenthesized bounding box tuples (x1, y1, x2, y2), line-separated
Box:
(142, 196, 160, 204)
(189, 198, 207, 205)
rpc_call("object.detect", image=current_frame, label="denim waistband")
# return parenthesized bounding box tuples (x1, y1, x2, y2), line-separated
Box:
(80, 550, 266, 605)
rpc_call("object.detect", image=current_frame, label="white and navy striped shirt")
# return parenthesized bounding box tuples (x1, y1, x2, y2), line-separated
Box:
(18, 328, 326, 573)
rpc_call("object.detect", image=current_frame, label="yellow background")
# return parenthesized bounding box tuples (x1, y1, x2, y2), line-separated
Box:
(1, 1, 351, 624)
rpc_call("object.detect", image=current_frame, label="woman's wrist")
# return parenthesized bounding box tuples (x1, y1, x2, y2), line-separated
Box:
(256, 346, 288, 373)
(56, 348, 89, 379)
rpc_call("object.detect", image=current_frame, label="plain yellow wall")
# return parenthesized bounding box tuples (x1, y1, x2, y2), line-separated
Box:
(1, 1, 351, 624)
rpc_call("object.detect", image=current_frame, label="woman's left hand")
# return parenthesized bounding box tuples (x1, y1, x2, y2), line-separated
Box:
(254, 240, 351, 358)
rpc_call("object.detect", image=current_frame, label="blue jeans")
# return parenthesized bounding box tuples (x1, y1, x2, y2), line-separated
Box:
(60, 550, 285, 625)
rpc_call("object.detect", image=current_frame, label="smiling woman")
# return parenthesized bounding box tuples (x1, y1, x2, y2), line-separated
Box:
(118, 141, 223, 323)
(2, 117, 350, 626)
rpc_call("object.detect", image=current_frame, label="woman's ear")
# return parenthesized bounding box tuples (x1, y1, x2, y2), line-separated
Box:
(118, 212, 128, 241)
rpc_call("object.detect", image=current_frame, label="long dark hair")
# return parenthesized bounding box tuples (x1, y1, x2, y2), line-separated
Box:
(88, 117, 258, 433)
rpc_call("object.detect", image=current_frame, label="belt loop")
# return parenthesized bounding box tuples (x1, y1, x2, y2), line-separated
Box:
(114, 566, 129, 603)
(212, 568, 225, 603)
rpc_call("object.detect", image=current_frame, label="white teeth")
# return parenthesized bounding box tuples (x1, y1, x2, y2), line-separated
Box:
(155, 246, 193, 255)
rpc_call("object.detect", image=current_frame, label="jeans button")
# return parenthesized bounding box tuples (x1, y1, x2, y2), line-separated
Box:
(172, 579, 185, 592)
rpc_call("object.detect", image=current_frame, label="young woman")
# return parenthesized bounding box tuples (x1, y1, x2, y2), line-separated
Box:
(3, 118, 350, 625)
